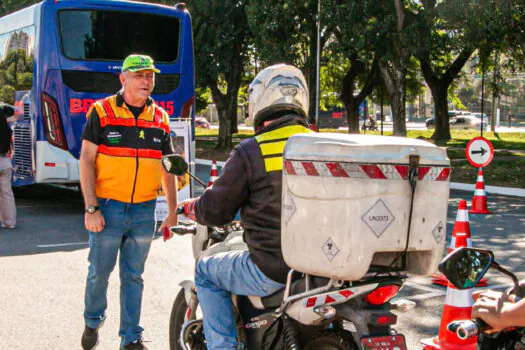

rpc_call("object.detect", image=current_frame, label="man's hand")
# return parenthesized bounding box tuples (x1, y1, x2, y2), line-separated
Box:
(177, 199, 197, 221)
(158, 213, 178, 241)
(85, 211, 105, 233)
(472, 290, 516, 333)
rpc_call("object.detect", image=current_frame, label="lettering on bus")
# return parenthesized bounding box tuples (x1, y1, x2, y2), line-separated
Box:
(156, 101, 174, 115)
(70, 98, 95, 114)
(70, 98, 175, 116)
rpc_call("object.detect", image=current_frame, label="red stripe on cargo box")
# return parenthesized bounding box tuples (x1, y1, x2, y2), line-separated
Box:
(394, 165, 409, 180)
(436, 168, 451, 181)
(326, 162, 349, 177)
(285, 161, 297, 175)
(360, 164, 387, 179)
(418, 166, 431, 180)
(302, 162, 319, 176)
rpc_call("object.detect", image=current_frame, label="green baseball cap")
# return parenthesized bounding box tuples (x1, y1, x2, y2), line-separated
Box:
(121, 54, 160, 73)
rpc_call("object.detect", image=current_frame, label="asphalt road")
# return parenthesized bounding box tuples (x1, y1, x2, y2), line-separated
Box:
(0, 184, 523, 349)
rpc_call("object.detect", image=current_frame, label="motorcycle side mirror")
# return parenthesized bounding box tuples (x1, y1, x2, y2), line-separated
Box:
(162, 154, 188, 176)
(161, 154, 208, 189)
(438, 247, 493, 290)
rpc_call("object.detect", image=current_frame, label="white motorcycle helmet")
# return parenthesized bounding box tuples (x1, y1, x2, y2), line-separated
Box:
(248, 64, 309, 131)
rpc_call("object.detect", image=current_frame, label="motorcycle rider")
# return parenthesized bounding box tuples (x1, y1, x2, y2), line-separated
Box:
(472, 290, 525, 333)
(177, 64, 313, 349)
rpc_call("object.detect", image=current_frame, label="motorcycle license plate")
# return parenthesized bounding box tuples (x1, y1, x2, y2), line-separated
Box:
(360, 334, 407, 350)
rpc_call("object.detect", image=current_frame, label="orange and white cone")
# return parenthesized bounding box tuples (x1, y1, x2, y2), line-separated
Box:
(432, 200, 487, 287)
(207, 160, 219, 187)
(469, 168, 490, 214)
(421, 233, 477, 350)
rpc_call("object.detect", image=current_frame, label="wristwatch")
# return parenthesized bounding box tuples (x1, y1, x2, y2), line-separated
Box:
(85, 205, 100, 214)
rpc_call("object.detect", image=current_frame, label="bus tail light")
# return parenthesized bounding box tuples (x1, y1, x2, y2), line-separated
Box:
(41, 92, 68, 150)
(180, 96, 194, 119)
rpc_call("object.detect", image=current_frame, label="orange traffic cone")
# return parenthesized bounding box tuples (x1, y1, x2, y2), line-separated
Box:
(469, 168, 490, 214)
(421, 233, 477, 350)
(432, 200, 487, 287)
(207, 160, 219, 187)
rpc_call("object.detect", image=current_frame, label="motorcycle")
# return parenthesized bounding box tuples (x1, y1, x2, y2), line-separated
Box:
(439, 247, 525, 349)
(361, 118, 378, 131)
(162, 154, 415, 350)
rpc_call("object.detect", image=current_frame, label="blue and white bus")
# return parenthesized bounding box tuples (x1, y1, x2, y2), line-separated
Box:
(0, 0, 195, 187)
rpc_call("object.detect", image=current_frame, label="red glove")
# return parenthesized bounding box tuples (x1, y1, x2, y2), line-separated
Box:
(183, 199, 197, 221)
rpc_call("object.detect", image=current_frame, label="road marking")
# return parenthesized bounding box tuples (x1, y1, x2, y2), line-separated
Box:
(404, 282, 445, 294)
(18, 204, 82, 208)
(37, 242, 88, 248)
(406, 291, 446, 301)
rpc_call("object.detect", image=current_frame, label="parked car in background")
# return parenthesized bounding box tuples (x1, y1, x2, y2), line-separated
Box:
(425, 117, 436, 128)
(195, 116, 211, 128)
(450, 115, 488, 131)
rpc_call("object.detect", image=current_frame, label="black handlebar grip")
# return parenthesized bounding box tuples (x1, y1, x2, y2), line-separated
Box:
(476, 318, 491, 332)
(170, 225, 196, 236)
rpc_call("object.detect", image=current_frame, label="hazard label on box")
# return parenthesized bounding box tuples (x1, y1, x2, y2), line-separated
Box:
(361, 199, 395, 238)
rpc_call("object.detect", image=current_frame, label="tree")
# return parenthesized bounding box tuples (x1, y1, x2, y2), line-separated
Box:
(188, 0, 251, 150)
(247, 0, 334, 124)
(0, 0, 37, 16)
(0, 49, 33, 104)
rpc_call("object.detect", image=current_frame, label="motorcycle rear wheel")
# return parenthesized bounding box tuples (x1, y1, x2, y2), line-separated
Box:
(302, 330, 358, 350)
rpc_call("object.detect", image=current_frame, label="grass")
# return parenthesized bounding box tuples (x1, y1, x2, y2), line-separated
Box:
(194, 128, 525, 188)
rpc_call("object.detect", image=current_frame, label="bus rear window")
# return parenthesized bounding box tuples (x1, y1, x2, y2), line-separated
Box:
(58, 10, 180, 62)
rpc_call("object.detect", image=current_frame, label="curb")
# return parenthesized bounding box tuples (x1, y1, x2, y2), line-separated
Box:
(196, 159, 525, 198)
(450, 182, 525, 197)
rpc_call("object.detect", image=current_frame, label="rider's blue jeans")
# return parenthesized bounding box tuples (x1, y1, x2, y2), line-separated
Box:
(83, 198, 156, 347)
(195, 250, 285, 349)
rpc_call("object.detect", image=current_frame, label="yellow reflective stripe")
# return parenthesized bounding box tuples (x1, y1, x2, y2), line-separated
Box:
(255, 125, 311, 143)
(264, 157, 283, 172)
(260, 140, 287, 156)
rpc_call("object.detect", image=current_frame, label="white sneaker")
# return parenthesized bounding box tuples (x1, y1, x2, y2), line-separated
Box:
(1, 224, 15, 229)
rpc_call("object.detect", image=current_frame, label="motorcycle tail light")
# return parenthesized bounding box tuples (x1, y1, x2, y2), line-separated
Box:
(364, 285, 401, 306)
(370, 313, 398, 325)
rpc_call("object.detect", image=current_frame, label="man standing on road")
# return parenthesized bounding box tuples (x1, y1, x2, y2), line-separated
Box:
(79, 54, 178, 350)
(0, 102, 16, 229)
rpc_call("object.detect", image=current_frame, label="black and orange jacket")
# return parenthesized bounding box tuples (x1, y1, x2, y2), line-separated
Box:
(192, 114, 312, 283)
(82, 93, 172, 203)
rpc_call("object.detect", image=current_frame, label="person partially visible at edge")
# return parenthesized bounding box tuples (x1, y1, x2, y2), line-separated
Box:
(0, 102, 16, 229)
(79, 54, 178, 350)
(472, 289, 525, 333)
(177, 64, 313, 349)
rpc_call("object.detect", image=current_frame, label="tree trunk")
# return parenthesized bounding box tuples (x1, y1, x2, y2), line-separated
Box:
(419, 49, 473, 141)
(379, 60, 408, 136)
(341, 100, 358, 133)
(430, 83, 451, 141)
(340, 57, 379, 134)
(216, 97, 234, 150)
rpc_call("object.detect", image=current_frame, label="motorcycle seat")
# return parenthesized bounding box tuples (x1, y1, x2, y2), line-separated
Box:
(248, 276, 330, 310)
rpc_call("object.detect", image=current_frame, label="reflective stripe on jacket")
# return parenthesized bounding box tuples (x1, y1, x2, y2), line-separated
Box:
(193, 114, 312, 283)
(90, 94, 170, 203)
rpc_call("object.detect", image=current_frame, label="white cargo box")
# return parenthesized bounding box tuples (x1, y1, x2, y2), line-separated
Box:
(281, 133, 450, 281)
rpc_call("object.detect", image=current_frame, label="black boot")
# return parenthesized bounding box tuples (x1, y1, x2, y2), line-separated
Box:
(81, 325, 99, 350)
(122, 339, 148, 349)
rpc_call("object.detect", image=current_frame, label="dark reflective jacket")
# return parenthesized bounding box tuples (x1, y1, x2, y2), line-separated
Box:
(194, 114, 311, 283)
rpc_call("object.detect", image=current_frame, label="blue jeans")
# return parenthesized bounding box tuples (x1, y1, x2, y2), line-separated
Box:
(83, 198, 156, 347)
(195, 250, 285, 349)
